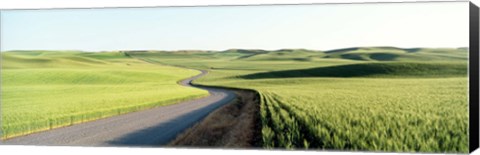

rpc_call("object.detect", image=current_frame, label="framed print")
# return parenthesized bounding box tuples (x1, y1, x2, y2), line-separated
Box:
(1, 0, 479, 154)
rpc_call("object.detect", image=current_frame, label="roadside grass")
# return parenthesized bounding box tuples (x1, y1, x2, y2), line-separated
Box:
(1, 51, 209, 139)
(129, 47, 469, 153)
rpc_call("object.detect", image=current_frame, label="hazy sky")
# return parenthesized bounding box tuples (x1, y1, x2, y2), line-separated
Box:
(0, 2, 469, 51)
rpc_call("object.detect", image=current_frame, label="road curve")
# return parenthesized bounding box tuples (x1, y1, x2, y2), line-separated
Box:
(0, 70, 236, 147)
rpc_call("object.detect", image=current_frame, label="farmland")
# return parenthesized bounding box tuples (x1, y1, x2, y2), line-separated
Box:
(129, 47, 469, 153)
(1, 51, 209, 139)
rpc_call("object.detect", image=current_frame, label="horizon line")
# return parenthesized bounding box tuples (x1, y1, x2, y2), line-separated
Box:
(0, 46, 469, 53)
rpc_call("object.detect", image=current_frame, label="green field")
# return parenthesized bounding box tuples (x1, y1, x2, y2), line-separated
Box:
(1, 51, 209, 139)
(0, 47, 468, 153)
(128, 47, 469, 153)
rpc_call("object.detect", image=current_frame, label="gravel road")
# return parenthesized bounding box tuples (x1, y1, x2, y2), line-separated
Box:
(0, 70, 236, 147)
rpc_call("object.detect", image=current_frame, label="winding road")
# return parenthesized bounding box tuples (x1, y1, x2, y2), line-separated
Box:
(0, 70, 236, 146)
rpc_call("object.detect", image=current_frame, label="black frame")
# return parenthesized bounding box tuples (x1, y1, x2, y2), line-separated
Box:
(470, 1, 479, 153)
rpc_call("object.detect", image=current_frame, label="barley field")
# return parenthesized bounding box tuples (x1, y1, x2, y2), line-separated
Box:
(1, 51, 208, 139)
(129, 47, 469, 153)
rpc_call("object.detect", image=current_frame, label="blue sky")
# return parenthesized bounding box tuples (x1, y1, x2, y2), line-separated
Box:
(0, 2, 469, 51)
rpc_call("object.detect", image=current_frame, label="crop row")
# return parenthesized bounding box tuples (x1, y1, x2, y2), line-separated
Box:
(259, 90, 467, 152)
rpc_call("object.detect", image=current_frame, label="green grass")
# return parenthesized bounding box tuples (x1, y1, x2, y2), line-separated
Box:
(257, 78, 467, 152)
(240, 62, 467, 78)
(322, 47, 467, 61)
(1, 47, 469, 153)
(1, 51, 209, 139)
(128, 47, 469, 153)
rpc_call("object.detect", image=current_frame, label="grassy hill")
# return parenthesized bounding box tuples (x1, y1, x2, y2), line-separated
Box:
(1, 47, 468, 153)
(322, 47, 467, 61)
(127, 47, 468, 153)
(134, 46, 467, 63)
(241, 62, 467, 79)
(1, 51, 209, 139)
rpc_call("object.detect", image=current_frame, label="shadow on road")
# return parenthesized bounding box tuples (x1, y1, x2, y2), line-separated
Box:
(107, 89, 235, 147)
